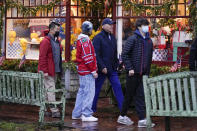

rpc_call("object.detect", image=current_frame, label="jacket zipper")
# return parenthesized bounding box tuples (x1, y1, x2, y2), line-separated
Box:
(140, 43, 144, 75)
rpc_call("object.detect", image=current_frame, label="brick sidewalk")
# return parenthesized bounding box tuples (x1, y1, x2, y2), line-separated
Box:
(1, 98, 197, 131)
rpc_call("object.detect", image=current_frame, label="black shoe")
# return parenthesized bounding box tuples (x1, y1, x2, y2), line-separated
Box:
(52, 111, 61, 118)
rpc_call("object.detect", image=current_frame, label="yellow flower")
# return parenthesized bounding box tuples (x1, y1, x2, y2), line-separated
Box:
(71, 34, 77, 45)
(71, 49, 77, 61)
(30, 32, 41, 43)
(90, 30, 100, 40)
(61, 39, 65, 49)
(8, 30, 16, 45)
(62, 23, 66, 33)
(75, 28, 82, 35)
(19, 38, 28, 55)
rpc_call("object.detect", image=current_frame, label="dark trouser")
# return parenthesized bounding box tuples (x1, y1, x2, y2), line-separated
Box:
(120, 74, 145, 120)
(92, 71, 124, 112)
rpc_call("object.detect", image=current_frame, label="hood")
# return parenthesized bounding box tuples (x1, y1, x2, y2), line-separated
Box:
(43, 30, 49, 36)
(78, 33, 89, 40)
(134, 29, 150, 39)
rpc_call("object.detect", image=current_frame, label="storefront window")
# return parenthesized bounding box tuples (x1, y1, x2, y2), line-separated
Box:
(118, 0, 191, 62)
(5, 0, 66, 60)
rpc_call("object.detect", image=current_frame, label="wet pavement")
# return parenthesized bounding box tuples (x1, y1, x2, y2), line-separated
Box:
(1, 98, 197, 131)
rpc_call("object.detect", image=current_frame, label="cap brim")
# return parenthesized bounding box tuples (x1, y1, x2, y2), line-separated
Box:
(110, 21, 116, 24)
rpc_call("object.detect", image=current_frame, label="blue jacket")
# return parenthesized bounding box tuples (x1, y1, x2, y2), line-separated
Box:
(122, 30, 153, 75)
(93, 30, 119, 74)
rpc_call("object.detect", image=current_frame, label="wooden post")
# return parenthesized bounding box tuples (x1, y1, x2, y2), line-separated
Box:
(165, 116, 170, 131)
(112, 0, 116, 36)
(65, 0, 71, 61)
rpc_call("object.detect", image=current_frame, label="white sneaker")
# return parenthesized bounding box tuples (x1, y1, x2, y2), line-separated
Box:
(117, 115, 134, 125)
(81, 115, 98, 122)
(72, 116, 81, 120)
(138, 119, 155, 128)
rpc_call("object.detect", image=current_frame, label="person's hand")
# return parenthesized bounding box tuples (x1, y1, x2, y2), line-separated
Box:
(102, 68, 107, 74)
(128, 70, 134, 76)
(44, 73, 48, 77)
(93, 73, 98, 78)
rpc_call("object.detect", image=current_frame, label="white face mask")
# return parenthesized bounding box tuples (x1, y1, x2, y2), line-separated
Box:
(141, 25, 149, 33)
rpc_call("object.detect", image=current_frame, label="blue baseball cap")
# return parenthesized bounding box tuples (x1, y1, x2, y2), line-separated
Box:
(102, 18, 116, 25)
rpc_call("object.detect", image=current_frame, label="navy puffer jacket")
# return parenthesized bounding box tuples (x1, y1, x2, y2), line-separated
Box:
(122, 30, 153, 75)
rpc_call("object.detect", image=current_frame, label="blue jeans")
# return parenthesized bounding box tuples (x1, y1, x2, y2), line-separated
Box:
(72, 74, 95, 117)
(92, 71, 124, 112)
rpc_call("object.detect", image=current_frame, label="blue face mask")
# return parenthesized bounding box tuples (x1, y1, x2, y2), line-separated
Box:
(142, 25, 149, 33)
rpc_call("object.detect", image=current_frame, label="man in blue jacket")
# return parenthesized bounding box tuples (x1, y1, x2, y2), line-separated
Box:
(92, 18, 124, 112)
(118, 18, 154, 127)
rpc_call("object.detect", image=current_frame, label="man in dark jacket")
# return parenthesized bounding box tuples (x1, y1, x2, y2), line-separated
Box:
(117, 18, 154, 127)
(189, 37, 197, 71)
(92, 18, 124, 112)
(38, 22, 62, 118)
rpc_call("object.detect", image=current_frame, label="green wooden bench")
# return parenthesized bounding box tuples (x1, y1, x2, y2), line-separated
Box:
(143, 71, 197, 131)
(0, 70, 66, 127)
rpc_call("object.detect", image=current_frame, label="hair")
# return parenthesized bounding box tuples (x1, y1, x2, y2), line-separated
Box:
(49, 22, 60, 31)
(135, 18, 149, 29)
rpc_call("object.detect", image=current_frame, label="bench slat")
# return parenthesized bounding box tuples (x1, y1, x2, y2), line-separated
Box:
(7, 75, 11, 97)
(16, 77, 20, 98)
(11, 76, 15, 97)
(30, 79, 35, 99)
(156, 81, 163, 111)
(35, 80, 40, 100)
(150, 83, 157, 110)
(176, 78, 183, 111)
(170, 79, 177, 111)
(3, 75, 6, 96)
(163, 80, 170, 111)
(25, 78, 30, 100)
(20, 78, 25, 99)
(0, 76, 2, 96)
(190, 78, 197, 110)
(183, 78, 191, 111)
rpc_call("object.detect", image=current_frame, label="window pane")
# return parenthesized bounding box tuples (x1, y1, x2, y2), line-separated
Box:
(178, 4, 185, 16)
(24, 0, 29, 6)
(36, 0, 42, 6)
(30, 0, 36, 6)
(54, 6, 60, 16)
(6, 18, 51, 60)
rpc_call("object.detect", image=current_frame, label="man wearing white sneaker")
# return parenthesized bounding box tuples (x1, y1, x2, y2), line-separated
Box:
(72, 21, 98, 122)
(117, 18, 155, 127)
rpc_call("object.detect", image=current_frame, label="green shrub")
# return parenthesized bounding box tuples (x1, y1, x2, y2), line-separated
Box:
(150, 64, 189, 77)
(0, 60, 38, 73)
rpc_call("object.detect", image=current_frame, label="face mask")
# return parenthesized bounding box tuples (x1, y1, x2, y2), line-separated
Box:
(54, 31, 59, 37)
(142, 26, 149, 33)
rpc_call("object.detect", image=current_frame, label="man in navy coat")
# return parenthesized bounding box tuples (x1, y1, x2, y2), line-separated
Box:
(92, 18, 124, 112)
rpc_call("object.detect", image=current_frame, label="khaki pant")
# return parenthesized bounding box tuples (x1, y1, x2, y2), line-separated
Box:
(44, 75, 59, 113)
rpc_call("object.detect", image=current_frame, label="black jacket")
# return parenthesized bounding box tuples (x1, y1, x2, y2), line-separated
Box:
(122, 30, 153, 75)
(93, 30, 119, 74)
(189, 37, 197, 71)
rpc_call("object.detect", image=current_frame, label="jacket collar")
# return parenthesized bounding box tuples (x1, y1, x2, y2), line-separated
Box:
(78, 33, 89, 40)
(134, 29, 150, 39)
(101, 30, 111, 36)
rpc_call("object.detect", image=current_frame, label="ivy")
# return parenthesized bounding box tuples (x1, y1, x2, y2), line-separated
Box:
(121, 0, 176, 16)
(189, 2, 197, 37)
(0, 0, 197, 40)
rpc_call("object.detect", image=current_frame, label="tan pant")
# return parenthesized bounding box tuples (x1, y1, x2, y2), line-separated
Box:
(44, 75, 59, 113)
